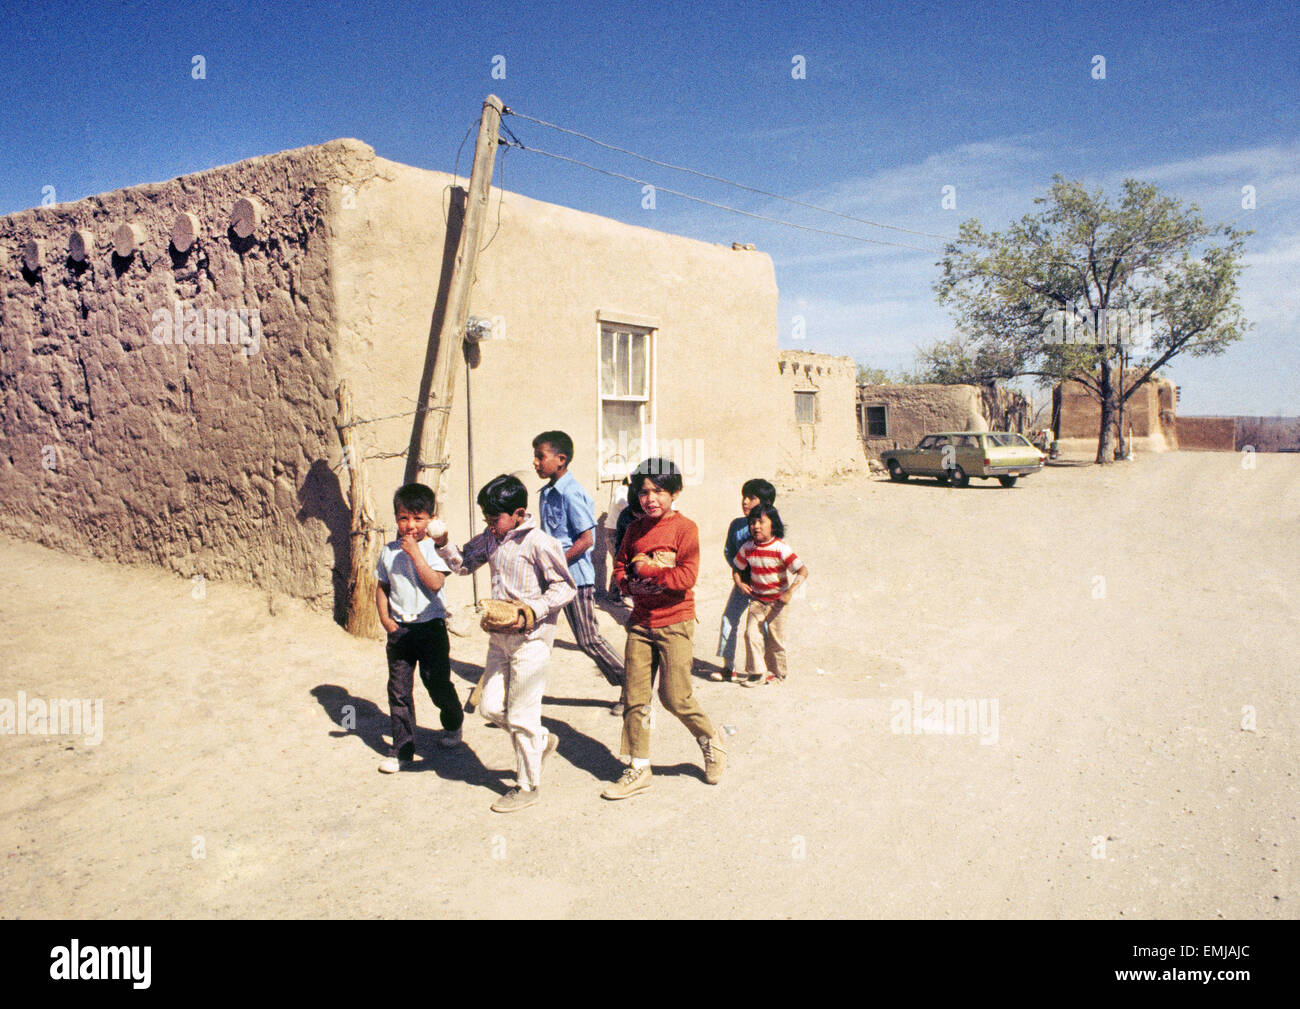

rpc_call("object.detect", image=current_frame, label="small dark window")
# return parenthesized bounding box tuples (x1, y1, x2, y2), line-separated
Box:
(794, 391, 818, 425)
(865, 405, 887, 436)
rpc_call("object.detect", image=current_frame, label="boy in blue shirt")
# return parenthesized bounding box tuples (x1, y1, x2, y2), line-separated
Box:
(532, 431, 625, 707)
(713, 477, 776, 681)
(374, 483, 462, 772)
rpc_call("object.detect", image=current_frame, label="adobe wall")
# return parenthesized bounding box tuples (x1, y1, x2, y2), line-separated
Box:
(0, 142, 369, 614)
(857, 383, 986, 454)
(1177, 416, 1236, 451)
(329, 153, 785, 595)
(1055, 375, 1176, 452)
(1, 139, 789, 616)
(775, 350, 863, 481)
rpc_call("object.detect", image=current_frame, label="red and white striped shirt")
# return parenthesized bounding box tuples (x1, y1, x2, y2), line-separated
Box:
(734, 537, 803, 601)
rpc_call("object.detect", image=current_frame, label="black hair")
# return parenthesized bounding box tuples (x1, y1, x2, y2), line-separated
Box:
(477, 473, 529, 516)
(630, 457, 683, 496)
(746, 503, 784, 539)
(741, 477, 777, 506)
(393, 482, 437, 516)
(532, 430, 574, 463)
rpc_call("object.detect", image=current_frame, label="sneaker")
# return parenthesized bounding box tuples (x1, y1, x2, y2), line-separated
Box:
(490, 786, 540, 813)
(378, 756, 414, 773)
(609, 701, 625, 717)
(541, 731, 559, 769)
(699, 734, 727, 785)
(438, 727, 463, 748)
(708, 667, 734, 682)
(740, 673, 763, 688)
(601, 764, 653, 800)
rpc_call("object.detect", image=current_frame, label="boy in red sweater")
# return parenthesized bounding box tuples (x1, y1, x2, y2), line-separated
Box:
(602, 458, 726, 799)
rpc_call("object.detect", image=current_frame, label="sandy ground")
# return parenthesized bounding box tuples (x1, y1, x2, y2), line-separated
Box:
(0, 452, 1296, 919)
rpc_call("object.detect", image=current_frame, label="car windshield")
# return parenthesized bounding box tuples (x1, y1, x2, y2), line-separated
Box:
(989, 433, 1032, 447)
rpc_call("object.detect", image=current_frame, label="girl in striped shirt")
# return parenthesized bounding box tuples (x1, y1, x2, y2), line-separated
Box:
(732, 505, 809, 687)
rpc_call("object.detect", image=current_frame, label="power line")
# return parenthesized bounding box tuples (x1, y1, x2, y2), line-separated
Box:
(499, 136, 946, 254)
(504, 106, 954, 242)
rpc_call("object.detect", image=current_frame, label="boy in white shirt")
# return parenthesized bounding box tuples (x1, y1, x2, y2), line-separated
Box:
(374, 483, 462, 772)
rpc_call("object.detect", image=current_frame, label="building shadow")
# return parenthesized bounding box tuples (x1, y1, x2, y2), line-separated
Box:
(297, 459, 354, 626)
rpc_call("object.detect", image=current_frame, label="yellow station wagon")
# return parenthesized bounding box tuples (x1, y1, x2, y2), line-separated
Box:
(881, 431, 1046, 487)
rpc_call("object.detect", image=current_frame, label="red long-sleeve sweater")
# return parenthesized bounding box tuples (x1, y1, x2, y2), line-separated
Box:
(613, 510, 699, 628)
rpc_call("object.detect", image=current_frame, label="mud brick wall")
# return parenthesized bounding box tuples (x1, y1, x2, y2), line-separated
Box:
(0, 141, 371, 614)
(1177, 416, 1237, 451)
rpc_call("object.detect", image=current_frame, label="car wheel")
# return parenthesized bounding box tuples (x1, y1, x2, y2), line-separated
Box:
(888, 461, 908, 482)
(998, 475, 1018, 488)
(949, 465, 969, 487)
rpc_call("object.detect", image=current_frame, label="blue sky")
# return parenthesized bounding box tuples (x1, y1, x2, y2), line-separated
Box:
(3, 0, 1297, 414)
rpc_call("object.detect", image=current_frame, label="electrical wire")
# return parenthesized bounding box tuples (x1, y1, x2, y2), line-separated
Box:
(500, 136, 945, 254)
(504, 106, 954, 241)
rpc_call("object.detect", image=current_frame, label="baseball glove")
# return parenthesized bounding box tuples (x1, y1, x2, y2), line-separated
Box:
(631, 549, 677, 570)
(479, 599, 536, 634)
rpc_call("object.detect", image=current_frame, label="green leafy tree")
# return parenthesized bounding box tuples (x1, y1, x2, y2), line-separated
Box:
(931, 175, 1251, 461)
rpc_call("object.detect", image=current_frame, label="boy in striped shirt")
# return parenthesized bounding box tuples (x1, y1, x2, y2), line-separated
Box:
(733, 504, 809, 687)
(433, 474, 576, 813)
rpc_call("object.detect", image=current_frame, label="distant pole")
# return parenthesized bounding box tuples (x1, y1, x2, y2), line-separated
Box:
(403, 94, 504, 493)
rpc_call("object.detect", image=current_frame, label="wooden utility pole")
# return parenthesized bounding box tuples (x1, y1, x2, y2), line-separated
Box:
(404, 94, 504, 493)
(336, 380, 385, 639)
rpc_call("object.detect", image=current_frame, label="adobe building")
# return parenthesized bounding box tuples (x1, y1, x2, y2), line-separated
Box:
(0, 138, 860, 622)
(856, 383, 1029, 454)
(1053, 374, 1235, 452)
(776, 349, 863, 479)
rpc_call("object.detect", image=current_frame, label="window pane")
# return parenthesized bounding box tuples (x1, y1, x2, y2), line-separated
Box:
(601, 399, 642, 471)
(616, 331, 630, 396)
(867, 406, 887, 436)
(795, 391, 817, 425)
(629, 333, 648, 398)
(600, 329, 616, 396)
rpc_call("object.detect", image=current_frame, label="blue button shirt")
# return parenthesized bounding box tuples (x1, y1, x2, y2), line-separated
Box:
(539, 471, 597, 587)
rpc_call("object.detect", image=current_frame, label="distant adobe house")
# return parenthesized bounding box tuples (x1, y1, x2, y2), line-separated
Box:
(856, 383, 1029, 454)
(776, 350, 863, 479)
(1053, 374, 1236, 452)
(0, 138, 855, 619)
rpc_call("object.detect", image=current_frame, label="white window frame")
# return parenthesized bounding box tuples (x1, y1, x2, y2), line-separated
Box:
(596, 316, 657, 480)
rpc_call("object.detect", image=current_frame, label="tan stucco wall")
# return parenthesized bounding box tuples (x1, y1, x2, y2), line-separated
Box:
(774, 350, 862, 481)
(857, 384, 986, 454)
(331, 152, 785, 601)
(0, 141, 363, 614)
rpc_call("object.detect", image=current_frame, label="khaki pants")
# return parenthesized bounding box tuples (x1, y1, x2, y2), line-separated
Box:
(480, 634, 552, 790)
(621, 619, 715, 760)
(744, 598, 788, 679)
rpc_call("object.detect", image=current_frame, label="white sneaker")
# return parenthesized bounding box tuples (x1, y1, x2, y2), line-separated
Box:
(438, 728, 463, 749)
(378, 756, 414, 773)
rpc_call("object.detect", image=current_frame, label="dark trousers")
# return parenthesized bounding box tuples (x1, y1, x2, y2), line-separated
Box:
(386, 618, 462, 759)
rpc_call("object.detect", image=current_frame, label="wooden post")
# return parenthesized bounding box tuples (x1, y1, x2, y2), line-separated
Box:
(336, 381, 385, 639)
(403, 94, 504, 494)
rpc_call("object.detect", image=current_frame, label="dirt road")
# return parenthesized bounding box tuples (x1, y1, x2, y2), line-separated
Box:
(1, 452, 1295, 918)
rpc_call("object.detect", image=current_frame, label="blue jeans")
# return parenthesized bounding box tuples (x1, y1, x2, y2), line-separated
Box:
(716, 584, 749, 668)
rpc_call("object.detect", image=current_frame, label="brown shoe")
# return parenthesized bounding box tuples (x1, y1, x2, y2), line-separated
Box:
(601, 764, 653, 800)
(699, 734, 727, 785)
(491, 786, 540, 813)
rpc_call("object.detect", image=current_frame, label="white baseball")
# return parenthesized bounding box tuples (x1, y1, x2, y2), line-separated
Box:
(427, 518, 447, 539)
